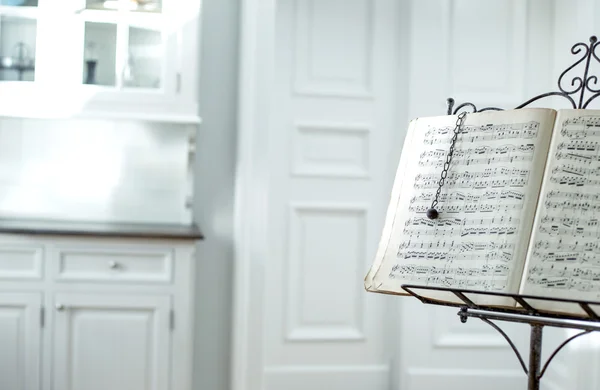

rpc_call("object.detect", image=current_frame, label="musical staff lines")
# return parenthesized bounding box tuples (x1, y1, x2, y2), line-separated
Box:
(376, 116, 546, 292)
(388, 263, 509, 291)
(539, 214, 600, 237)
(397, 240, 514, 263)
(402, 216, 519, 238)
(398, 239, 515, 252)
(424, 121, 539, 145)
(560, 116, 600, 139)
(534, 238, 600, 252)
(558, 140, 600, 152)
(409, 190, 525, 214)
(526, 114, 600, 297)
(419, 144, 535, 168)
(525, 274, 600, 292)
(531, 250, 600, 266)
(414, 167, 530, 190)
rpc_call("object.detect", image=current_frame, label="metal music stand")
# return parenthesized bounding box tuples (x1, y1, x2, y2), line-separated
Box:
(401, 35, 600, 390)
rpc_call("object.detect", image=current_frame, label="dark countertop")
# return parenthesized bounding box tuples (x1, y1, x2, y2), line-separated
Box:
(0, 218, 204, 240)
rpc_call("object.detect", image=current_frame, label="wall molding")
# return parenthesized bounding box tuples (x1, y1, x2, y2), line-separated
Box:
(265, 363, 390, 374)
(231, 0, 276, 390)
(290, 122, 372, 179)
(0, 245, 43, 280)
(292, 0, 376, 99)
(264, 364, 390, 390)
(406, 367, 525, 389)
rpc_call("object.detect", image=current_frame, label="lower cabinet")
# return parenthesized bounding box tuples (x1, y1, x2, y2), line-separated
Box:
(0, 235, 196, 390)
(52, 293, 172, 390)
(0, 293, 42, 390)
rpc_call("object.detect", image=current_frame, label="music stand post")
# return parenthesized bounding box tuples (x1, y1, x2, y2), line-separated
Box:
(401, 285, 600, 390)
(400, 36, 600, 390)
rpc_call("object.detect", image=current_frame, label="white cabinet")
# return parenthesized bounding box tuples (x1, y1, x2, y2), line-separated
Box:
(0, 293, 42, 390)
(0, 234, 197, 390)
(52, 293, 171, 390)
(0, 0, 201, 122)
(53, 246, 174, 283)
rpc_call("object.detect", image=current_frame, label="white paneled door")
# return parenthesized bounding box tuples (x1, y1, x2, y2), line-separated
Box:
(262, 0, 402, 389)
(234, 1, 585, 390)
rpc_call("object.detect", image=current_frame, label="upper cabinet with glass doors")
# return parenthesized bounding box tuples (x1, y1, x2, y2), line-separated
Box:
(0, 0, 201, 122)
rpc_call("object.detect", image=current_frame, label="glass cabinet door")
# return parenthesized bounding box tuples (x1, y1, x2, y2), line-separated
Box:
(77, 0, 165, 91)
(0, 0, 198, 121)
(0, 0, 39, 82)
(83, 21, 117, 86)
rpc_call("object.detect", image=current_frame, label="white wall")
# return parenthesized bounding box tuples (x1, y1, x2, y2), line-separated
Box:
(193, 0, 239, 389)
(0, 117, 194, 224)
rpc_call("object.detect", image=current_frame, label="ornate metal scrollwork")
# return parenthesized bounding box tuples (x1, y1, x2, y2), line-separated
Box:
(447, 35, 600, 114)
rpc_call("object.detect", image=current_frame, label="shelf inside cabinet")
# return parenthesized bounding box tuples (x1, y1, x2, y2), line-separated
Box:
(85, 0, 162, 14)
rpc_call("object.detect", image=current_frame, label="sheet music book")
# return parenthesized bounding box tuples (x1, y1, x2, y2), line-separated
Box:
(365, 108, 600, 316)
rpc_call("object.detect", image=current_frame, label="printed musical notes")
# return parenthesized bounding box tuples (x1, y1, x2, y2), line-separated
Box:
(526, 269, 600, 292)
(387, 263, 509, 291)
(368, 110, 554, 299)
(409, 190, 525, 214)
(525, 113, 600, 300)
(560, 116, 600, 138)
(414, 167, 530, 189)
(419, 144, 535, 168)
(557, 140, 600, 152)
(424, 121, 539, 145)
(548, 164, 600, 186)
(530, 250, 600, 266)
(398, 240, 514, 259)
(402, 216, 519, 238)
(534, 238, 600, 253)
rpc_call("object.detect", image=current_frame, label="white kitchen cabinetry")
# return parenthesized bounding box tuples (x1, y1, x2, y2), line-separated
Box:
(0, 293, 42, 390)
(0, 231, 197, 390)
(0, 0, 201, 122)
(52, 293, 172, 390)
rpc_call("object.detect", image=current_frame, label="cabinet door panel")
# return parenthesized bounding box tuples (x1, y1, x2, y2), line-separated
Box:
(53, 293, 170, 390)
(0, 293, 41, 390)
(0, 0, 200, 122)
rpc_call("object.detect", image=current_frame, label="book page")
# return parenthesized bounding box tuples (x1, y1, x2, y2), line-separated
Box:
(520, 109, 600, 315)
(364, 119, 418, 291)
(366, 109, 556, 306)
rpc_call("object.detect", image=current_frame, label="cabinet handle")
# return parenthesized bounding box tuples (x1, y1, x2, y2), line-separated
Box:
(55, 304, 65, 311)
(108, 261, 118, 269)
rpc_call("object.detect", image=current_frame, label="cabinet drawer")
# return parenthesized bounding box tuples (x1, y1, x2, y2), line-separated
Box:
(0, 246, 43, 280)
(54, 248, 173, 283)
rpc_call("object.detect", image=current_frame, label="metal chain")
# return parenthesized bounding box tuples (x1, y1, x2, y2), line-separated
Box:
(427, 111, 467, 220)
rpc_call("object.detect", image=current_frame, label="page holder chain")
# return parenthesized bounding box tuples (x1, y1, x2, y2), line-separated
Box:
(401, 36, 600, 390)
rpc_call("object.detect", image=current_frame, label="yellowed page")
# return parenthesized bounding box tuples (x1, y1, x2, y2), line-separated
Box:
(366, 108, 556, 306)
(520, 109, 600, 316)
(364, 119, 418, 291)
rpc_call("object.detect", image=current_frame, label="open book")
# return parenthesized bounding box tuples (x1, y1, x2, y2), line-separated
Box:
(365, 108, 600, 317)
